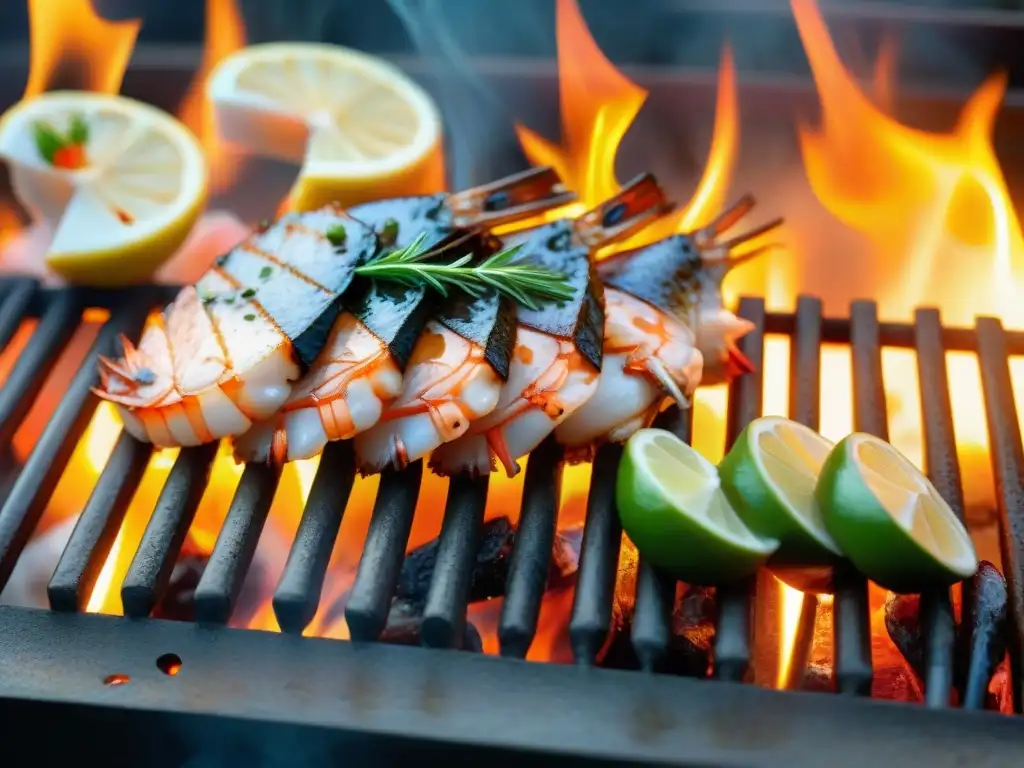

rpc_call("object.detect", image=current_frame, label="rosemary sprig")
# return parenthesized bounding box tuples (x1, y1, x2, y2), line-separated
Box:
(354, 233, 574, 311)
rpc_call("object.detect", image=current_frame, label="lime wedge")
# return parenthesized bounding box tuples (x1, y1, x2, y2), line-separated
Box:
(616, 429, 778, 585)
(718, 416, 842, 592)
(816, 432, 978, 594)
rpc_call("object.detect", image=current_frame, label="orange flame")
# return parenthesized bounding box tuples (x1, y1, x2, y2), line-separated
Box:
(23, 0, 141, 98)
(515, 0, 646, 215)
(515, 0, 740, 240)
(792, 0, 1023, 326)
(177, 0, 248, 194)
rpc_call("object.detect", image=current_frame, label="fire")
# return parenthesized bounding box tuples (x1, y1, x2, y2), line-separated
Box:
(177, 0, 248, 194)
(768, 0, 1024, 686)
(24, 0, 140, 97)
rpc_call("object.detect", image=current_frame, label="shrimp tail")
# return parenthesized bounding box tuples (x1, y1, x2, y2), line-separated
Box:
(269, 428, 288, 469)
(726, 346, 756, 379)
(485, 427, 521, 478)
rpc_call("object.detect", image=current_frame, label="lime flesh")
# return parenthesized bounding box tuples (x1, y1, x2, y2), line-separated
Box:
(816, 432, 978, 594)
(719, 416, 842, 592)
(616, 429, 777, 586)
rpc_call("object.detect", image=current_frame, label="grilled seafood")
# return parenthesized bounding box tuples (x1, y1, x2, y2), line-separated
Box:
(233, 167, 576, 464)
(430, 174, 672, 478)
(556, 196, 781, 458)
(95, 207, 378, 447)
(355, 173, 673, 475)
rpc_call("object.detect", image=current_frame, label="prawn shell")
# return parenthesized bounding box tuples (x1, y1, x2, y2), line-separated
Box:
(596, 234, 706, 323)
(501, 219, 604, 373)
(435, 290, 517, 382)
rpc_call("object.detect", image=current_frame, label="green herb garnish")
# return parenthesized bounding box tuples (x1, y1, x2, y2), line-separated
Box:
(259, 266, 272, 280)
(241, 288, 257, 299)
(326, 224, 347, 248)
(355, 233, 574, 311)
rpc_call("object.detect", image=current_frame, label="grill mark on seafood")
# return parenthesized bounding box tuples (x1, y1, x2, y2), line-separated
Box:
(95, 206, 378, 449)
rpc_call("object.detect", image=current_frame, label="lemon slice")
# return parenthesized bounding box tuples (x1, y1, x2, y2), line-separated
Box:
(207, 42, 443, 212)
(0, 91, 207, 286)
(718, 416, 842, 592)
(816, 432, 978, 593)
(616, 428, 778, 585)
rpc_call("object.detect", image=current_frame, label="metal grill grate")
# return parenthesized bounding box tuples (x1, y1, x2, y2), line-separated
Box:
(0, 278, 1021, 713)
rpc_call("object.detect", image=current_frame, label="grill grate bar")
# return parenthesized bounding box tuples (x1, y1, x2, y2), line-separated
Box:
(0, 278, 36, 354)
(712, 297, 765, 682)
(193, 462, 281, 624)
(121, 443, 218, 618)
(913, 308, 964, 708)
(421, 474, 489, 649)
(781, 295, 824, 690)
(273, 440, 356, 634)
(0, 296, 150, 592)
(834, 300, 884, 696)
(568, 443, 624, 664)
(630, 406, 694, 671)
(0, 289, 79, 446)
(975, 316, 1024, 713)
(499, 436, 563, 658)
(47, 432, 152, 612)
(344, 463, 423, 641)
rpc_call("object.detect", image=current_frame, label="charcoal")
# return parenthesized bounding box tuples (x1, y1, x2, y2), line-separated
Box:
(379, 597, 482, 652)
(396, 516, 582, 609)
(153, 554, 209, 623)
(599, 550, 714, 677)
(884, 592, 925, 680)
(961, 561, 1009, 708)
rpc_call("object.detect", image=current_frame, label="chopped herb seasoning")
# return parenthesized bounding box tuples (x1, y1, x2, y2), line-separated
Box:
(244, 313, 256, 322)
(224, 296, 235, 305)
(241, 288, 257, 299)
(259, 266, 273, 280)
(326, 224, 347, 247)
(379, 217, 399, 247)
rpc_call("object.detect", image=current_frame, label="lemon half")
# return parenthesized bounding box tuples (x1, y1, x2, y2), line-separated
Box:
(207, 42, 444, 212)
(0, 91, 207, 286)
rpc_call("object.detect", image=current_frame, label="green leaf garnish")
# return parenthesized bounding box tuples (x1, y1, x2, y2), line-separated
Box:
(67, 114, 89, 145)
(32, 121, 64, 164)
(355, 233, 574, 311)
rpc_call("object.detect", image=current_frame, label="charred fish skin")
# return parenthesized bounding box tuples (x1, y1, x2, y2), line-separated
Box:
(596, 234, 706, 326)
(503, 220, 605, 374)
(205, 206, 379, 371)
(435, 289, 519, 382)
(343, 194, 465, 371)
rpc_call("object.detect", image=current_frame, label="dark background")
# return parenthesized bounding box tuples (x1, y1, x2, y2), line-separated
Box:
(0, 0, 1022, 92)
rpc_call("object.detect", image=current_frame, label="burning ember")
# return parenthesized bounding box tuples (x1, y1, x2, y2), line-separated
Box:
(0, 0, 1019, 706)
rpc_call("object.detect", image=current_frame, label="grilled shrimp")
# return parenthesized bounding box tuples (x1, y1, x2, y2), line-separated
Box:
(430, 174, 672, 478)
(95, 207, 378, 447)
(233, 167, 576, 464)
(556, 196, 782, 457)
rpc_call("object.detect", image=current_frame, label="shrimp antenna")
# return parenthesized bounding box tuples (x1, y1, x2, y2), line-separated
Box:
(726, 242, 784, 272)
(705, 194, 756, 237)
(645, 356, 692, 412)
(717, 217, 785, 252)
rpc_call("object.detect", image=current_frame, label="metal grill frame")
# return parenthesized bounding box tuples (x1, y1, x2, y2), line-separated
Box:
(0, 281, 1022, 764)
